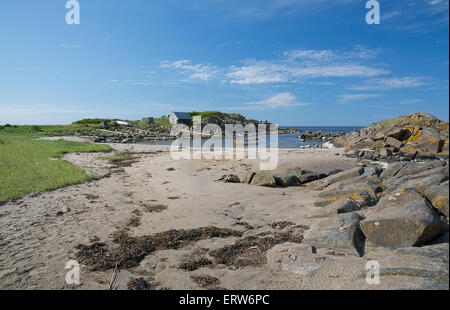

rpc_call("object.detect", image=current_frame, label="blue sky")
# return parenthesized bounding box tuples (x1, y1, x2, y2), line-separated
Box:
(0, 0, 448, 126)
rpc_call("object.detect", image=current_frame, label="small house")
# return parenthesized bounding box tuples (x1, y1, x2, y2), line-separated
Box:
(169, 112, 192, 125)
(142, 117, 154, 124)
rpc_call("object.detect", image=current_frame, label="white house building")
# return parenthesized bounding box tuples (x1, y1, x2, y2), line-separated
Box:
(169, 112, 192, 125)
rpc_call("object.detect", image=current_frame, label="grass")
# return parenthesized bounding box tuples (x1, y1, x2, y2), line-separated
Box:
(0, 123, 102, 136)
(0, 132, 112, 203)
(152, 117, 171, 128)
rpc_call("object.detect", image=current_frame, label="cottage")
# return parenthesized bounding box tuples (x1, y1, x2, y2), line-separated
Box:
(169, 112, 192, 125)
(142, 117, 154, 124)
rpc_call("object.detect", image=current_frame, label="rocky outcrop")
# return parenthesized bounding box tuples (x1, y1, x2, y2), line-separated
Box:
(333, 112, 449, 160)
(303, 212, 366, 256)
(305, 160, 448, 254)
(425, 185, 449, 217)
(94, 128, 172, 143)
(249, 171, 277, 187)
(273, 174, 300, 187)
(360, 189, 447, 249)
(242, 168, 332, 187)
(278, 128, 300, 135)
(298, 130, 346, 142)
(308, 199, 361, 218)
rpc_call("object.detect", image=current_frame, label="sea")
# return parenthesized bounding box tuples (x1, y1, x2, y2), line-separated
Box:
(140, 126, 362, 149)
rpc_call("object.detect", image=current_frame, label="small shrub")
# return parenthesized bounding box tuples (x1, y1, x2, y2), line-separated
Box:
(72, 118, 108, 125)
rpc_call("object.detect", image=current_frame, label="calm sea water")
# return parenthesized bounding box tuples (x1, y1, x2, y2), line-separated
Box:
(141, 126, 362, 149)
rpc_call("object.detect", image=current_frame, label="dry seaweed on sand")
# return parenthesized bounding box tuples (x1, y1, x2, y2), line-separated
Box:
(126, 216, 141, 227)
(127, 277, 159, 290)
(233, 221, 254, 230)
(179, 256, 214, 271)
(190, 275, 221, 289)
(141, 203, 168, 213)
(209, 225, 309, 268)
(75, 227, 243, 271)
(270, 221, 296, 230)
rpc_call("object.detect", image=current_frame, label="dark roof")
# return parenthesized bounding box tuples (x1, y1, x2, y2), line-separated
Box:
(172, 112, 192, 120)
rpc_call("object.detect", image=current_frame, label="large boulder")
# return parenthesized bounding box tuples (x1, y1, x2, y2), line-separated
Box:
(296, 172, 319, 184)
(385, 137, 403, 149)
(273, 173, 299, 187)
(310, 167, 365, 190)
(360, 189, 447, 250)
(303, 212, 366, 256)
(318, 178, 383, 201)
(380, 161, 409, 180)
(384, 170, 448, 195)
(417, 128, 444, 154)
(249, 171, 276, 187)
(308, 199, 361, 218)
(424, 185, 449, 217)
(241, 171, 256, 184)
(391, 161, 445, 179)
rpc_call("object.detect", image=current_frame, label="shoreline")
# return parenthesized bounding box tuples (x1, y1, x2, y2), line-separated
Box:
(1, 136, 447, 290)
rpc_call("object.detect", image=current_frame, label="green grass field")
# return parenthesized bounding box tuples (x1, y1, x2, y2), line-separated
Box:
(0, 132, 112, 203)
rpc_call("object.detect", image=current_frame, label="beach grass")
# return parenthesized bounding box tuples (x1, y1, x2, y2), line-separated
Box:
(0, 123, 102, 136)
(0, 133, 112, 203)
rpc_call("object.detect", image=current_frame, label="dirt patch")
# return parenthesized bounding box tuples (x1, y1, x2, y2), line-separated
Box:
(209, 225, 309, 268)
(141, 204, 168, 213)
(190, 275, 221, 289)
(179, 256, 213, 271)
(75, 227, 243, 271)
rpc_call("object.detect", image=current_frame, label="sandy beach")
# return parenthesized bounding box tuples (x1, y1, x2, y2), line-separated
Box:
(1, 141, 447, 290)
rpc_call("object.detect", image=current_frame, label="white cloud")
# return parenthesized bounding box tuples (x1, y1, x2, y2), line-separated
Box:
(337, 94, 381, 104)
(350, 77, 425, 90)
(283, 46, 383, 61)
(283, 49, 336, 61)
(160, 60, 218, 81)
(162, 47, 389, 85)
(399, 99, 423, 105)
(242, 92, 311, 109)
(60, 44, 81, 49)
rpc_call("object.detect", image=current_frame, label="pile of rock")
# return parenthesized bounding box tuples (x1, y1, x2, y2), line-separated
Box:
(298, 130, 346, 142)
(278, 128, 300, 135)
(238, 159, 448, 259)
(94, 129, 172, 143)
(240, 168, 335, 187)
(333, 112, 449, 161)
(304, 159, 448, 257)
